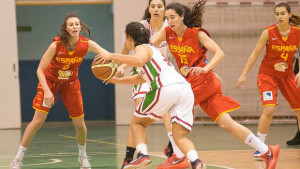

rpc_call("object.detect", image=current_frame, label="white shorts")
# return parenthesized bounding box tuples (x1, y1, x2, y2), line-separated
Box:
(134, 82, 194, 131)
(131, 82, 151, 100)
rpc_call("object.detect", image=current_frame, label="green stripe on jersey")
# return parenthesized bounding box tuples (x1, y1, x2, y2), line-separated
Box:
(142, 88, 158, 111)
(145, 62, 159, 90)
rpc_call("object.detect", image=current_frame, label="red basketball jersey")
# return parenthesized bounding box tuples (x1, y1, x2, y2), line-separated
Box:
(44, 36, 89, 81)
(259, 24, 300, 77)
(165, 26, 212, 86)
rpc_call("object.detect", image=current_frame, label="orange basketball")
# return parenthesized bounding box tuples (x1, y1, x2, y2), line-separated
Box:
(91, 59, 118, 80)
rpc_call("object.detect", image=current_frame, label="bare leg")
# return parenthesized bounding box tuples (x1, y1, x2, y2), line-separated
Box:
(72, 117, 87, 146)
(216, 113, 251, 141)
(258, 106, 276, 134)
(11, 111, 47, 168)
(130, 116, 154, 146)
(21, 111, 47, 147)
(171, 122, 195, 155)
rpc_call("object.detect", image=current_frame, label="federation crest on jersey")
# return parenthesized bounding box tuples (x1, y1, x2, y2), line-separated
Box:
(180, 65, 190, 77)
(274, 62, 288, 72)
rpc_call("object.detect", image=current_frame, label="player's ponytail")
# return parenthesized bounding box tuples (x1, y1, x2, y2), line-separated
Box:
(290, 14, 300, 26)
(125, 22, 150, 47)
(186, 0, 206, 27)
(166, 0, 206, 28)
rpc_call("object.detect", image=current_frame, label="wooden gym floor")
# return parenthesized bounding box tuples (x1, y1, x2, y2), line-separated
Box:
(0, 123, 299, 169)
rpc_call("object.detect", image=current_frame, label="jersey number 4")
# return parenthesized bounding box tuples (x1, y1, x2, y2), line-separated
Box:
(280, 53, 289, 61)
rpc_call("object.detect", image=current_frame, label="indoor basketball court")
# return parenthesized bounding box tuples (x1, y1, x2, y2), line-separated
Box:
(0, 0, 299, 169)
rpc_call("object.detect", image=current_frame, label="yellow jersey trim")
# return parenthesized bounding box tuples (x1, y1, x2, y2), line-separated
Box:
(32, 106, 49, 114)
(267, 26, 276, 30)
(263, 104, 277, 107)
(215, 106, 240, 122)
(292, 26, 300, 30)
(70, 114, 84, 119)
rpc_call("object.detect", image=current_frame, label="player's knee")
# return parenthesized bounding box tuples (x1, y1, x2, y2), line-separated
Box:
(262, 106, 275, 117)
(30, 119, 44, 129)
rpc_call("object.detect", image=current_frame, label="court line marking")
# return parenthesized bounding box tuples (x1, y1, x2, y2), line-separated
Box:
(0, 159, 62, 168)
(59, 134, 236, 169)
(148, 153, 235, 169)
(59, 134, 126, 147)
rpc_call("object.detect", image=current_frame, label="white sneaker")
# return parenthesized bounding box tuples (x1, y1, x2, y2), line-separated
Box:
(78, 156, 91, 169)
(10, 158, 22, 169)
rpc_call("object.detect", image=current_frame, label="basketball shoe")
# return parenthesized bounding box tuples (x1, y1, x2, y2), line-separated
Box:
(191, 159, 206, 169)
(78, 156, 91, 169)
(252, 150, 262, 160)
(286, 131, 300, 145)
(157, 154, 190, 169)
(121, 158, 133, 169)
(261, 145, 280, 169)
(10, 158, 22, 169)
(123, 152, 152, 169)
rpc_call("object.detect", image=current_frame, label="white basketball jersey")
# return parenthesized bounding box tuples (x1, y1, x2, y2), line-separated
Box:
(141, 20, 169, 56)
(137, 45, 186, 90)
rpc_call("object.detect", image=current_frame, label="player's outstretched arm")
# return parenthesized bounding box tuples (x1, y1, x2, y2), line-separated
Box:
(236, 29, 268, 89)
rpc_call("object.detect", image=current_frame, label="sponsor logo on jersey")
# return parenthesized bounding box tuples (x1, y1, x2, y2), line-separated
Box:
(263, 91, 273, 101)
(272, 38, 278, 40)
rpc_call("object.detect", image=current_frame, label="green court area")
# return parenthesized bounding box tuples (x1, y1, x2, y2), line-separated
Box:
(0, 124, 299, 169)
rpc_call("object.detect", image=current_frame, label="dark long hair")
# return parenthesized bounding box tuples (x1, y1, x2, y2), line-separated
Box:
(125, 22, 150, 47)
(58, 14, 91, 47)
(166, 0, 206, 28)
(275, 2, 300, 25)
(142, 0, 166, 20)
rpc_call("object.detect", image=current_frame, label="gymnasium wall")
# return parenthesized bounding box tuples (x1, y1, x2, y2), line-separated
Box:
(114, 0, 300, 125)
(16, 4, 115, 122)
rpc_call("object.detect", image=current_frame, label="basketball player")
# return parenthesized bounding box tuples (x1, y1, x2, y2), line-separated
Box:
(116, 1, 190, 169)
(97, 21, 205, 169)
(151, 1, 280, 169)
(236, 2, 300, 158)
(10, 14, 109, 169)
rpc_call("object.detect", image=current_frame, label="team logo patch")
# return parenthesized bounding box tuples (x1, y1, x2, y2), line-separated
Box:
(263, 91, 273, 101)
(274, 62, 288, 72)
(180, 65, 190, 77)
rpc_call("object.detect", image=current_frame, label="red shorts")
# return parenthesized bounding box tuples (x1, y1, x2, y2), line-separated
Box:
(32, 78, 84, 118)
(191, 73, 240, 122)
(257, 73, 300, 109)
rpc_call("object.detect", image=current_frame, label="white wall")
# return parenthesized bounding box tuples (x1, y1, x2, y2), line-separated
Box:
(0, 0, 21, 128)
(114, 0, 148, 125)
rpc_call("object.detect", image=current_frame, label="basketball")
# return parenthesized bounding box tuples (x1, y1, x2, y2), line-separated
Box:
(91, 59, 118, 80)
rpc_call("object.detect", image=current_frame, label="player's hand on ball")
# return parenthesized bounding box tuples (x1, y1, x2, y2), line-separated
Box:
(115, 66, 125, 77)
(95, 53, 113, 64)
